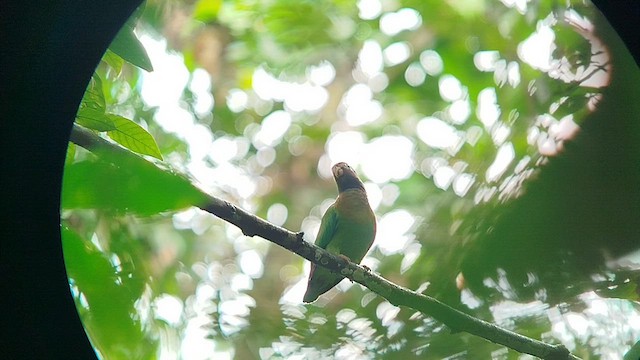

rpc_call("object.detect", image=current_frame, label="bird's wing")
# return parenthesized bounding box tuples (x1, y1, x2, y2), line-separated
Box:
(315, 203, 338, 249)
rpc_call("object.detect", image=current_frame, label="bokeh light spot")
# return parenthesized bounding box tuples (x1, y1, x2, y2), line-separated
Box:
(486, 142, 515, 182)
(417, 116, 462, 149)
(379, 8, 422, 36)
(439, 74, 464, 102)
(383, 42, 411, 66)
(419, 50, 444, 76)
(361, 136, 414, 183)
(267, 203, 288, 226)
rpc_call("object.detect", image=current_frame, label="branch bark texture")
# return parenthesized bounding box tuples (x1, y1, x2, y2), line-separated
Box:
(69, 124, 581, 360)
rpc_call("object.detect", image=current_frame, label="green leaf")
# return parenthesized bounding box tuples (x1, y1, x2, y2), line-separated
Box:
(65, 143, 76, 165)
(80, 72, 106, 112)
(552, 94, 589, 119)
(109, 25, 153, 72)
(62, 148, 207, 215)
(106, 115, 163, 160)
(624, 340, 640, 360)
(596, 283, 638, 301)
(103, 49, 125, 76)
(76, 74, 117, 131)
(552, 24, 592, 69)
(84, 73, 106, 110)
(76, 107, 117, 131)
(61, 226, 154, 359)
(194, 0, 221, 22)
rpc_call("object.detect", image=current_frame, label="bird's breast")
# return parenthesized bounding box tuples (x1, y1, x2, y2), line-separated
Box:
(335, 190, 375, 224)
(330, 189, 376, 261)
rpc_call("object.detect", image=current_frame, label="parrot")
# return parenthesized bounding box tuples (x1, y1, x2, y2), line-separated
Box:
(303, 162, 376, 303)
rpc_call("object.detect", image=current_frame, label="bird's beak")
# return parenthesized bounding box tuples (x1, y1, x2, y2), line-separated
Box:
(333, 165, 343, 178)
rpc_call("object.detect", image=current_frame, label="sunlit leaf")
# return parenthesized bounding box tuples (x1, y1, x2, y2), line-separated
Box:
(106, 115, 163, 160)
(263, 2, 332, 49)
(194, 0, 221, 22)
(103, 49, 125, 76)
(76, 74, 116, 131)
(76, 108, 116, 131)
(62, 148, 207, 215)
(84, 73, 106, 110)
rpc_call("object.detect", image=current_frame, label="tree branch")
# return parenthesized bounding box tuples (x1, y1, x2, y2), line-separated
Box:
(68, 124, 581, 360)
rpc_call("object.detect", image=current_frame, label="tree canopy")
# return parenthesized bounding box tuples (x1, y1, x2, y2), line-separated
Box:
(60, 0, 640, 358)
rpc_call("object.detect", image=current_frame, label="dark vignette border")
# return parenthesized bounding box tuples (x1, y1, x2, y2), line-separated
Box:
(1, 1, 143, 358)
(0, 1, 636, 359)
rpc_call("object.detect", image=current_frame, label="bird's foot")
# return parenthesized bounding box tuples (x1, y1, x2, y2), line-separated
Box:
(362, 265, 371, 272)
(295, 231, 305, 243)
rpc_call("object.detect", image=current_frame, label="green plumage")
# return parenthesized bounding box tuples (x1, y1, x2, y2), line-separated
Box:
(303, 162, 376, 303)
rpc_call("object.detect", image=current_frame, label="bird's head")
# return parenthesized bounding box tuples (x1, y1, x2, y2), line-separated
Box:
(332, 162, 365, 193)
